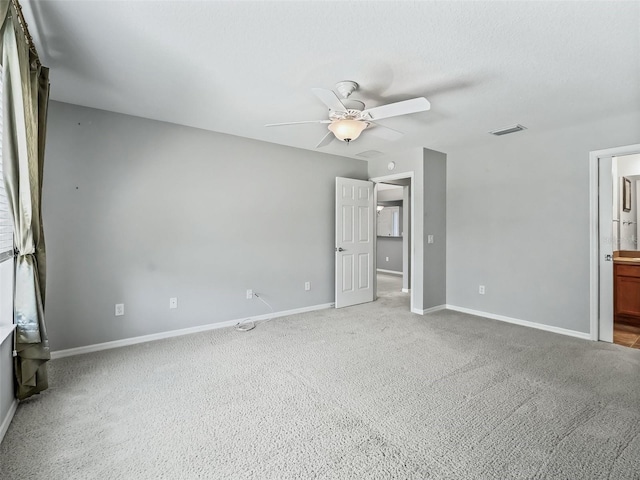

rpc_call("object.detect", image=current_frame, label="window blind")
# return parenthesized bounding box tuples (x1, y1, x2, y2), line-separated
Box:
(0, 66, 14, 261)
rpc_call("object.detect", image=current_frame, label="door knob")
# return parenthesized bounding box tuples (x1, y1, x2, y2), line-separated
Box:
(336, 247, 345, 252)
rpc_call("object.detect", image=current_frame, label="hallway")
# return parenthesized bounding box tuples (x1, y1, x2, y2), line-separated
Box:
(376, 272, 410, 310)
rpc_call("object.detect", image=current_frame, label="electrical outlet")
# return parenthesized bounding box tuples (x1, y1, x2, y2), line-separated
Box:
(386, 257, 389, 262)
(479, 285, 485, 295)
(169, 297, 178, 309)
(305, 281, 311, 291)
(428, 235, 434, 244)
(115, 303, 124, 316)
(246, 289, 253, 299)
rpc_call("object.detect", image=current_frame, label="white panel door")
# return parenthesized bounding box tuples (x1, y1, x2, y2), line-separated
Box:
(335, 177, 375, 308)
(598, 156, 614, 342)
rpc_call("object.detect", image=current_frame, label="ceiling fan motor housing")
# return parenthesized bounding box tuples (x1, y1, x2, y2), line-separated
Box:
(329, 108, 369, 121)
(339, 99, 365, 111)
(335, 80, 359, 99)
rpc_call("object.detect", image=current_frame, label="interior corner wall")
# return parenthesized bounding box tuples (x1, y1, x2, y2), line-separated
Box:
(423, 148, 447, 309)
(446, 111, 640, 334)
(43, 101, 368, 351)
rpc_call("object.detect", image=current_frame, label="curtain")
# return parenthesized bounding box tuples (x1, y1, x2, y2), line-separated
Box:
(1, 0, 50, 400)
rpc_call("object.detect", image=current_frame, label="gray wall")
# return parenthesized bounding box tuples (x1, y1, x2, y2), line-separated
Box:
(0, 337, 13, 435)
(43, 101, 368, 351)
(446, 111, 640, 333)
(42, 101, 638, 350)
(0, 259, 14, 435)
(377, 237, 403, 273)
(423, 149, 447, 308)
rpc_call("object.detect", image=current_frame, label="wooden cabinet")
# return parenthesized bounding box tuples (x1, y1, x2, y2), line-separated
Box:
(614, 263, 640, 326)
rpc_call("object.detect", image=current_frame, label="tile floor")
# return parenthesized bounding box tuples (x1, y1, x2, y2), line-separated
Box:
(613, 321, 640, 349)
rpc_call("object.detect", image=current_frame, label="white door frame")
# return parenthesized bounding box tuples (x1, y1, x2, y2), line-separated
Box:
(589, 143, 640, 340)
(370, 172, 415, 313)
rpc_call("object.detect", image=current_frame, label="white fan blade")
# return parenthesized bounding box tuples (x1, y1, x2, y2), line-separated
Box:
(367, 122, 404, 141)
(311, 88, 348, 113)
(265, 120, 331, 127)
(362, 97, 430, 121)
(316, 131, 334, 148)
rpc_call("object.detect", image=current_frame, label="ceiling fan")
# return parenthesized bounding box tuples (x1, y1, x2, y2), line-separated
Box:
(265, 81, 431, 148)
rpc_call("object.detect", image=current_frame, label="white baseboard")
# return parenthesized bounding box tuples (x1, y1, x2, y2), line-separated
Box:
(0, 399, 17, 444)
(445, 305, 592, 341)
(377, 269, 402, 276)
(51, 302, 335, 360)
(412, 304, 446, 315)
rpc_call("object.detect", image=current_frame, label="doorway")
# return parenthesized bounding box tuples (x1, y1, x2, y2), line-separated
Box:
(334, 172, 417, 313)
(607, 153, 640, 348)
(371, 173, 414, 312)
(590, 144, 640, 346)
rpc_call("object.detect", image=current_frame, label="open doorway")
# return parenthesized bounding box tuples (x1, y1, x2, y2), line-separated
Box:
(608, 153, 640, 349)
(590, 144, 640, 347)
(374, 178, 412, 311)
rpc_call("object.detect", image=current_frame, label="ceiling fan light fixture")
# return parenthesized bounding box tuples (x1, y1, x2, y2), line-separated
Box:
(328, 119, 367, 143)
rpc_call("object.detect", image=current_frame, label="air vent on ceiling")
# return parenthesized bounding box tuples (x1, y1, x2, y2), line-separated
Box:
(489, 124, 527, 136)
(356, 150, 384, 158)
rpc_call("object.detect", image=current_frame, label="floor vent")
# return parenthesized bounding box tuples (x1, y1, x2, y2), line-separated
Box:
(489, 124, 527, 136)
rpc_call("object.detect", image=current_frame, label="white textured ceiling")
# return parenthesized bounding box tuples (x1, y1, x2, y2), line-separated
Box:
(23, 1, 640, 158)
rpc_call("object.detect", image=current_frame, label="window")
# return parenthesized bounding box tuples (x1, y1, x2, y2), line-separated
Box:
(0, 64, 12, 262)
(0, 63, 14, 342)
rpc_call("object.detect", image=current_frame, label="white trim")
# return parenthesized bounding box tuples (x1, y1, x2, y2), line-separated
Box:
(589, 144, 640, 341)
(402, 288, 410, 293)
(446, 305, 592, 340)
(51, 302, 334, 360)
(589, 150, 599, 341)
(370, 172, 416, 183)
(376, 268, 402, 276)
(0, 324, 15, 344)
(414, 304, 447, 315)
(370, 171, 415, 313)
(0, 399, 17, 444)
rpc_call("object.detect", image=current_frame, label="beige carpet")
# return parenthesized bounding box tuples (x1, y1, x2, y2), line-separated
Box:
(1, 274, 639, 479)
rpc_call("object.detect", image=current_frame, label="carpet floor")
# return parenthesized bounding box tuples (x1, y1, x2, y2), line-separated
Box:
(1, 274, 639, 479)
